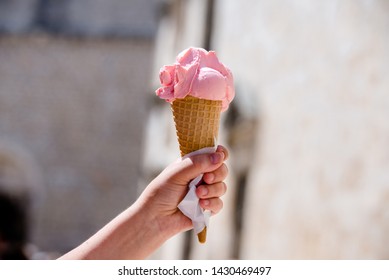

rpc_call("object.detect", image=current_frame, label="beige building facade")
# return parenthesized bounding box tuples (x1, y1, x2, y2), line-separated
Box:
(148, 0, 389, 259)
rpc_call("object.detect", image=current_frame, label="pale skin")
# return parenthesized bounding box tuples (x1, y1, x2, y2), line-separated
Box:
(59, 145, 229, 260)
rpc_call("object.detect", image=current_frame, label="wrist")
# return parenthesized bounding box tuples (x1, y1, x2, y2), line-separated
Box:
(120, 201, 169, 259)
(133, 199, 191, 246)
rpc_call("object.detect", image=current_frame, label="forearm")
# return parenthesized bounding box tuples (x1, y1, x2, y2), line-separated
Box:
(59, 148, 227, 259)
(59, 202, 168, 260)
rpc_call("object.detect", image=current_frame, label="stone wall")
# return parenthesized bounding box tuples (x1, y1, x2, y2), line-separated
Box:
(0, 0, 163, 256)
(212, 0, 389, 259)
(2, 0, 388, 260)
(146, 0, 389, 259)
(0, 0, 164, 37)
(0, 36, 153, 255)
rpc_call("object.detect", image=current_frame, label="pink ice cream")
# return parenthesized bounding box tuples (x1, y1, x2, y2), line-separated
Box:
(156, 47, 234, 112)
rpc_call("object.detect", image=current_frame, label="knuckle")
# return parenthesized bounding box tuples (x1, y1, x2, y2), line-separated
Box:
(222, 163, 229, 174)
(192, 155, 209, 171)
(221, 182, 227, 195)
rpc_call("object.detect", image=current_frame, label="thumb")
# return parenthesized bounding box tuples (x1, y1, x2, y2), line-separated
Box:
(173, 151, 225, 183)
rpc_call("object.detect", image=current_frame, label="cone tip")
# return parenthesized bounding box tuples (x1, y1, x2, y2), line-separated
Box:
(197, 227, 207, 244)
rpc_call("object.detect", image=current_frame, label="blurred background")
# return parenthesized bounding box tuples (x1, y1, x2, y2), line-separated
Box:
(0, 0, 388, 260)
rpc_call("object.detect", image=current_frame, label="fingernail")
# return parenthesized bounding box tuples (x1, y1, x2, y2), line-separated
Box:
(210, 152, 224, 164)
(202, 200, 210, 206)
(217, 145, 228, 160)
(206, 173, 215, 183)
(198, 186, 208, 196)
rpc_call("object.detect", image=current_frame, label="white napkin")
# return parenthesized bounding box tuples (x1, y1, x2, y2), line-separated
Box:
(177, 146, 216, 234)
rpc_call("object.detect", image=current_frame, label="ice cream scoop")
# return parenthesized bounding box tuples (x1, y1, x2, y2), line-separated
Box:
(156, 47, 234, 111)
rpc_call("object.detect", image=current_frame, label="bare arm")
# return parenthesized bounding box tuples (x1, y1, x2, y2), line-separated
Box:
(59, 146, 229, 259)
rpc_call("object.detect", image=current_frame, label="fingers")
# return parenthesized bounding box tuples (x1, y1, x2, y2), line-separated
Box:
(215, 145, 229, 161)
(171, 145, 229, 182)
(186, 145, 229, 215)
(196, 181, 227, 215)
(196, 182, 227, 199)
(199, 198, 223, 215)
(202, 163, 228, 184)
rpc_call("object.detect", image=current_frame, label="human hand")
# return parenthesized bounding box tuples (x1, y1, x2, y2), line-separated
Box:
(59, 145, 229, 260)
(136, 145, 229, 239)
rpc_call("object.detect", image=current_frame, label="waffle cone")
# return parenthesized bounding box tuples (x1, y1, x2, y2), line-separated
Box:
(171, 96, 222, 156)
(171, 95, 222, 243)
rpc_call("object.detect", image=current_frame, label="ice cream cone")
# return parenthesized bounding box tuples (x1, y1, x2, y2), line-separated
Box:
(156, 47, 234, 245)
(171, 95, 222, 243)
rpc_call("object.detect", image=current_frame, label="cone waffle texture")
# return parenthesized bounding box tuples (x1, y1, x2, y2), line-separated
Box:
(171, 96, 222, 157)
